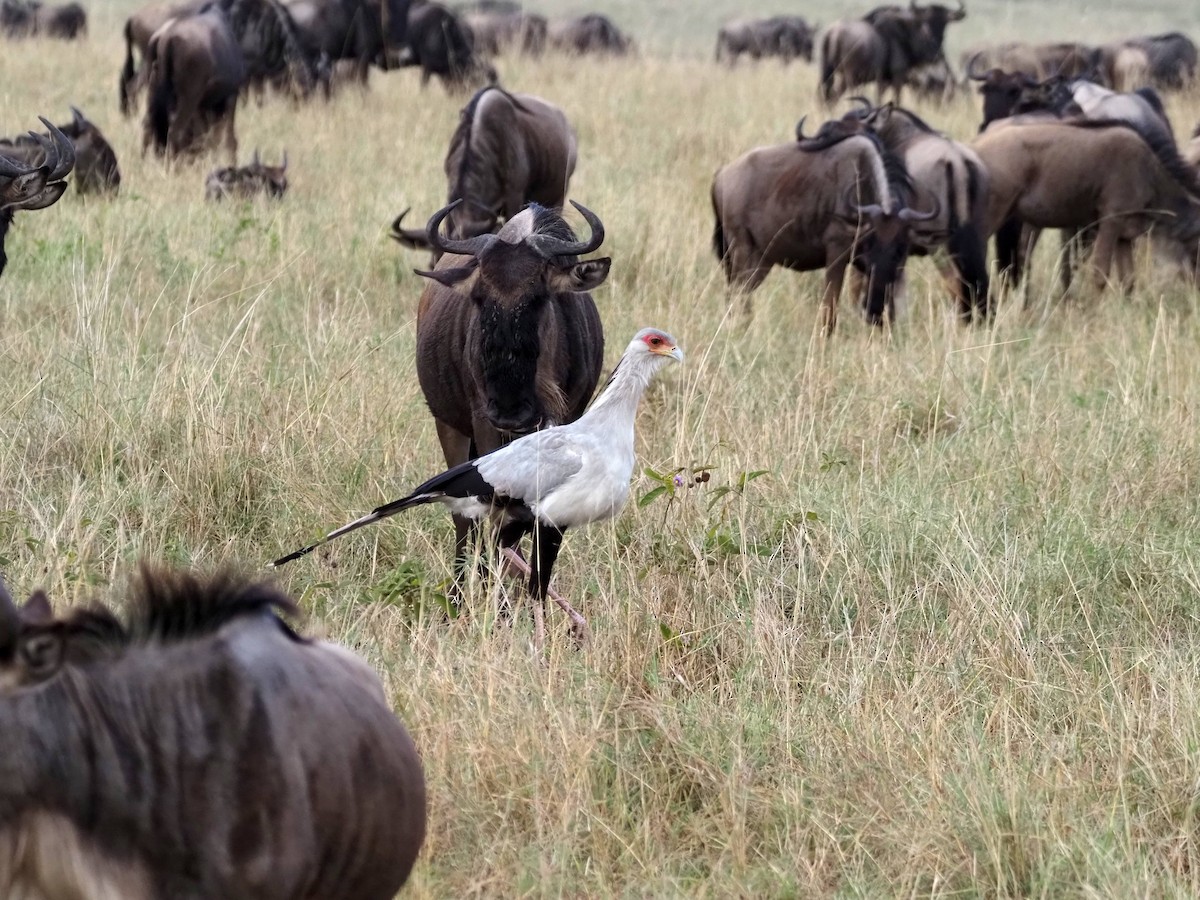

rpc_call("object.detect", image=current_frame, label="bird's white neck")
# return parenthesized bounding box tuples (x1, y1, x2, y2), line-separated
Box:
(583, 355, 664, 429)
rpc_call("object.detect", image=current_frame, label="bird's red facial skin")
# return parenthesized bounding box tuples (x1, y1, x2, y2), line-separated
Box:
(643, 333, 669, 351)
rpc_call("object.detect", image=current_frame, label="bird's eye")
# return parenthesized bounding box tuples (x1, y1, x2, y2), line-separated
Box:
(650, 337, 662, 345)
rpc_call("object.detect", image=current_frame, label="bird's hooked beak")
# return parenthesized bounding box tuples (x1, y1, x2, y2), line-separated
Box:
(655, 343, 684, 363)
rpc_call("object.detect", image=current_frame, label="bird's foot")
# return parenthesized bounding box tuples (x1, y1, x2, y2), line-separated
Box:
(499, 547, 589, 646)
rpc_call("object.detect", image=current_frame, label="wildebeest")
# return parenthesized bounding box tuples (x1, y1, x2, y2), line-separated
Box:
(143, 3, 247, 162)
(548, 13, 631, 55)
(818, 1, 966, 104)
(1092, 41, 1152, 91)
(412, 201, 608, 591)
(398, 1, 494, 89)
(1131, 32, 1197, 89)
(712, 122, 935, 333)
(973, 120, 1200, 294)
(282, 0, 410, 85)
(0, 566, 427, 898)
(463, 6, 546, 57)
(0, 0, 86, 38)
(829, 99, 991, 320)
(961, 41, 1095, 81)
(119, 0, 211, 115)
(0, 107, 119, 196)
(0, 118, 74, 280)
(391, 85, 576, 261)
(715, 15, 815, 65)
(205, 149, 288, 199)
(223, 0, 322, 99)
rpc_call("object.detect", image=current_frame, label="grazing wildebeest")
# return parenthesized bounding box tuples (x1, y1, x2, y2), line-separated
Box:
(222, 0, 322, 99)
(391, 85, 576, 261)
(0, 566, 427, 899)
(818, 1, 966, 104)
(712, 123, 935, 333)
(143, 3, 247, 162)
(1132, 32, 1197, 89)
(398, 1, 493, 89)
(973, 120, 1200, 295)
(412, 200, 608, 595)
(205, 149, 288, 199)
(0, 107, 120, 196)
(830, 99, 991, 320)
(119, 0, 211, 115)
(548, 13, 631, 55)
(0, 118, 74, 280)
(715, 15, 815, 65)
(282, 0, 410, 86)
(1, 0, 85, 38)
(463, 6, 546, 57)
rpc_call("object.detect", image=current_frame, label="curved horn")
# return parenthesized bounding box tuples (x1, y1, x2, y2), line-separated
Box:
(853, 203, 885, 218)
(898, 199, 940, 222)
(36, 117, 74, 182)
(389, 208, 433, 249)
(795, 115, 811, 141)
(425, 199, 498, 256)
(0, 152, 38, 178)
(966, 51, 987, 81)
(526, 200, 605, 259)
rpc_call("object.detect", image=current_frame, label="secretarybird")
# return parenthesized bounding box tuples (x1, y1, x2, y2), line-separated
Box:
(271, 328, 683, 641)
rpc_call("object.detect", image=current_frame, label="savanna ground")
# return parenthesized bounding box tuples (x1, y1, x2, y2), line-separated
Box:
(5, 0, 1200, 896)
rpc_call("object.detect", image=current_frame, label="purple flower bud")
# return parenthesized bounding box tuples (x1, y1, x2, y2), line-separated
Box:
(673, 474, 685, 488)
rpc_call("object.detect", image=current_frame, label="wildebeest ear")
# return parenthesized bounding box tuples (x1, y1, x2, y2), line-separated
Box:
(1, 168, 49, 208)
(19, 629, 64, 682)
(415, 259, 480, 292)
(548, 257, 611, 294)
(21, 590, 52, 626)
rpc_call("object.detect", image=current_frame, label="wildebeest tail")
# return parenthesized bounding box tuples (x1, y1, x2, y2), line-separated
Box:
(119, 19, 136, 116)
(147, 40, 175, 151)
(711, 181, 728, 266)
(945, 160, 959, 232)
(819, 29, 838, 102)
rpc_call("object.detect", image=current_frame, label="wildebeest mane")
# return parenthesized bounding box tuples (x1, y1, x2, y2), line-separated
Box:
(885, 105, 939, 135)
(1063, 117, 1200, 197)
(448, 85, 529, 210)
(124, 567, 303, 644)
(799, 127, 914, 205)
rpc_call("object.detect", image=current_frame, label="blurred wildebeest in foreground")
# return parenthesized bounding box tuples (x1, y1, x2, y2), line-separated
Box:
(0, 0, 86, 38)
(548, 13, 631, 55)
(828, 99, 990, 321)
(712, 119, 936, 333)
(819, 1, 966, 104)
(143, 2, 246, 162)
(392, 85, 576, 262)
(0, 566, 427, 898)
(397, 1, 494, 90)
(413, 201, 608, 592)
(0, 107, 119, 196)
(463, 5, 546, 56)
(205, 149, 288, 199)
(973, 120, 1200, 296)
(0, 118, 74, 280)
(715, 15, 815, 64)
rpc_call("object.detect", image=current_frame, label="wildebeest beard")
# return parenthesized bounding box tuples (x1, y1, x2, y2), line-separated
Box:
(478, 294, 547, 433)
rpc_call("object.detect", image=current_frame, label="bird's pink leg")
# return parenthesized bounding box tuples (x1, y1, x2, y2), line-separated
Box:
(500, 547, 589, 643)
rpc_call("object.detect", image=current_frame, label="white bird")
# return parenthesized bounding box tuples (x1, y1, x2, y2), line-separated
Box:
(271, 328, 684, 639)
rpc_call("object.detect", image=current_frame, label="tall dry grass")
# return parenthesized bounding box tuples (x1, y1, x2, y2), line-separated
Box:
(5, 2, 1200, 896)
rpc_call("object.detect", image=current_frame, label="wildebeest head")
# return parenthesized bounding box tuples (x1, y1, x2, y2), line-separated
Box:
(967, 56, 1048, 129)
(204, 149, 288, 200)
(417, 200, 610, 435)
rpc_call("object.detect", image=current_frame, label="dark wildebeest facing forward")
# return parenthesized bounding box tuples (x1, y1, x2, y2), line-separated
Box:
(0, 566, 426, 898)
(413, 201, 608, 595)
(826, 99, 991, 320)
(715, 16, 815, 65)
(712, 122, 936, 334)
(0, 107, 120, 196)
(548, 13, 631, 55)
(391, 85, 576, 261)
(0, 118, 74, 280)
(143, 3, 247, 161)
(818, 1, 966, 104)
(205, 149, 288, 199)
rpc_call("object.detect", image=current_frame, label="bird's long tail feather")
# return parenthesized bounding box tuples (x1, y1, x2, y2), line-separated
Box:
(268, 493, 435, 567)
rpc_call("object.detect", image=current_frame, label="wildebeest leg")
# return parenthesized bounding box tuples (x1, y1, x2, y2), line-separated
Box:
(434, 420, 475, 609)
(1114, 239, 1135, 290)
(821, 253, 850, 337)
(223, 101, 238, 167)
(947, 225, 990, 322)
(1090, 221, 1119, 291)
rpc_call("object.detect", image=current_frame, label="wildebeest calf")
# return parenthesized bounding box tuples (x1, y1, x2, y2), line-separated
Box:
(205, 149, 288, 199)
(0, 565, 427, 899)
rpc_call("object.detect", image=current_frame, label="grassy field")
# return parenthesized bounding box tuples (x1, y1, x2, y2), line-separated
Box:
(6, 1, 1200, 896)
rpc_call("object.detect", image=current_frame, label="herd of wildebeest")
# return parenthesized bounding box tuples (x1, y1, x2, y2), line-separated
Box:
(3, 0, 1200, 895)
